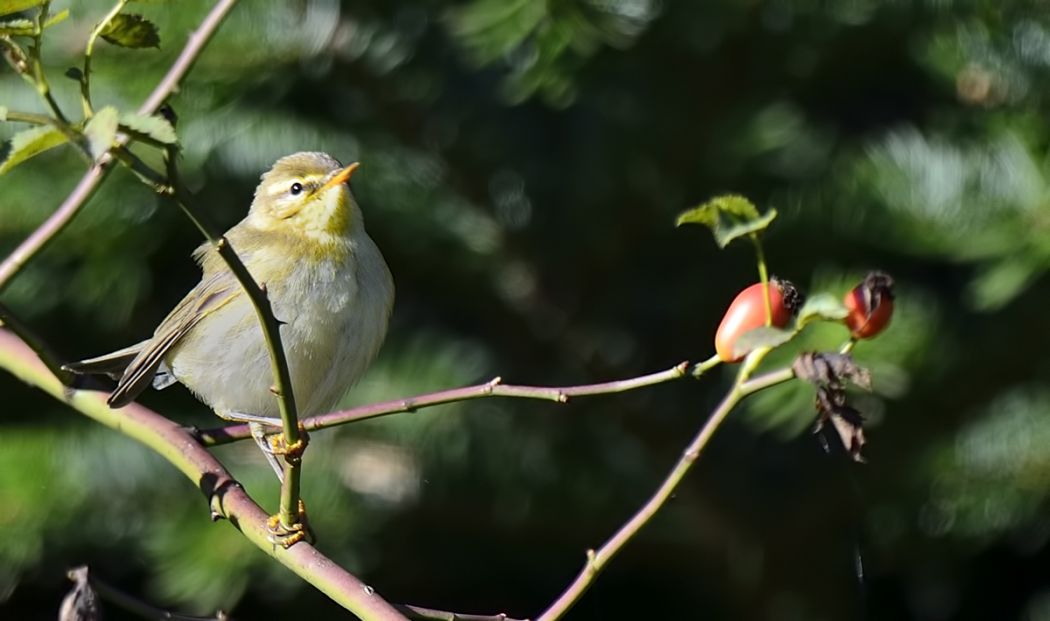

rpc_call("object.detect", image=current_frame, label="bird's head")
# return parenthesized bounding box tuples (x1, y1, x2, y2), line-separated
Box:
(248, 152, 362, 243)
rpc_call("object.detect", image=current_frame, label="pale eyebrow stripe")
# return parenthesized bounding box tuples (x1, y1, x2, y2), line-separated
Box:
(267, 182, 290, 197)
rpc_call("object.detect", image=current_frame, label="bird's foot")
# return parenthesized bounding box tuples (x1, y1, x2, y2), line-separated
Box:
(266, 422, 309, 461)
(267, 499, 313, 548)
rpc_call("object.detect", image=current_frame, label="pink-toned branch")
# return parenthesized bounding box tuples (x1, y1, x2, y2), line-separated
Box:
(197, 361, 693, 446)
(0, 329, 407, 621)
(397, 605, 526, 621)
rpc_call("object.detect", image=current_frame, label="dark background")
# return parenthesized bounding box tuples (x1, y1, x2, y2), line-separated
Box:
(3, 1, 1050, 619)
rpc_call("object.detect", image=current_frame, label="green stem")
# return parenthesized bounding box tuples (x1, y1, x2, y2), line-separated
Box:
(751, 233, 772, 326)
(690, 352, 722, 378)
(82, 0, 129, 118)
(28, 1, 68, 125)
(1, 109, 52, 125)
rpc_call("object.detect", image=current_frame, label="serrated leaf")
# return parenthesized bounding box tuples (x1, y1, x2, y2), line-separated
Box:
(42, 7, 67, 28)
(0, 17, 33, 35)
(731, 326, 794, 359)
(0, 0, 44, 18)
(84, 106, 119, 159)
(797, 293, 849, 328)
(0, 125, 68, 174)
(100, 13, 159, 48)
(120, 112, 176, 144)
(675, 194, 778, 248)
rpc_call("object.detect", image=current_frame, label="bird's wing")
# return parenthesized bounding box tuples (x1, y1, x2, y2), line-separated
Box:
(106, 271, 241, 408)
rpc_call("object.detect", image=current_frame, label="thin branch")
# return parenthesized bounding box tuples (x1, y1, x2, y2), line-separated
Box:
(83, 568, 229, 621)
(0, 0, 240, 293)
(397, 604, 527, 621)
(118, 143, 305, 532)
(536, 352, 795, 620)
(0, 329, 407, 621)
(1, 109, 53, 125)
(81, 0, 129, 118)
(196, 361, 693, 446)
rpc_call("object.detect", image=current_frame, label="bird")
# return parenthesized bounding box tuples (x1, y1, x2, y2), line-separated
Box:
(64, 152, 395, 475)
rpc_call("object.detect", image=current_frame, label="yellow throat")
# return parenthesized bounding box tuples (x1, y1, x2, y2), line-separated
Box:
(246, 152, 362, 247)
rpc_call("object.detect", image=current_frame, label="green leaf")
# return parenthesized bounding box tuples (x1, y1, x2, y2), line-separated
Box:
(731, 326, 794, 360)
(120, 112, 177, 145)
(0, 125, 68, 175)
(0, 17, 33, 35)
(42, 7, 68, 28)
(966, 256, 1040, 311)
(797, 293, 849, 329)
(84, 106, 119, 159)
(0, 0, 44, 18)
(100, 13, 159, 48)
(675, 194, 778, 248)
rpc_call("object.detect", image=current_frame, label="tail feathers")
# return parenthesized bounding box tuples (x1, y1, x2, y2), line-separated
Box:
(62, 341, 168, 407)
(62, 342, 146, 380)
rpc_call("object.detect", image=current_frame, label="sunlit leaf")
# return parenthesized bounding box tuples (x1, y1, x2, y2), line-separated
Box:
(0, 17, 32, 35)
(120, 112, 177, 145)
(84, 106, 119, 159)
(797, 293, 849, 328)
(676, 194, 778, 248)
(731, 326, 794, 359)
(0, 0, 43, 18)
(42, 7, 67, 28)
(0, 125, 67, 175)
(100, 13, 159, 48)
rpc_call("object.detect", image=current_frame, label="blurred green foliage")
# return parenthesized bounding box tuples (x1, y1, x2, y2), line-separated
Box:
(3, 0, 1050, 619)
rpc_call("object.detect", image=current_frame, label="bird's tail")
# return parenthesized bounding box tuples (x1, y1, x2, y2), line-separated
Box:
(62, 342, 146, 381)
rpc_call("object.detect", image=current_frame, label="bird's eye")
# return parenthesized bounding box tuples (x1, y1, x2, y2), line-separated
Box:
(290, 182, 303, 196)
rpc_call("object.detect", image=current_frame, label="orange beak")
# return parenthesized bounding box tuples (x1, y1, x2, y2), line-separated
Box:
(318, 161, 360, 193)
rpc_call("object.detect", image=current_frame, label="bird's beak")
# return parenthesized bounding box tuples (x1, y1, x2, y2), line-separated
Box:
(318, 162, 360, 194)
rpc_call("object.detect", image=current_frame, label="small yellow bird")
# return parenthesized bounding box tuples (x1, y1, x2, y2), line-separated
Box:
(65, 152, 395, 469)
